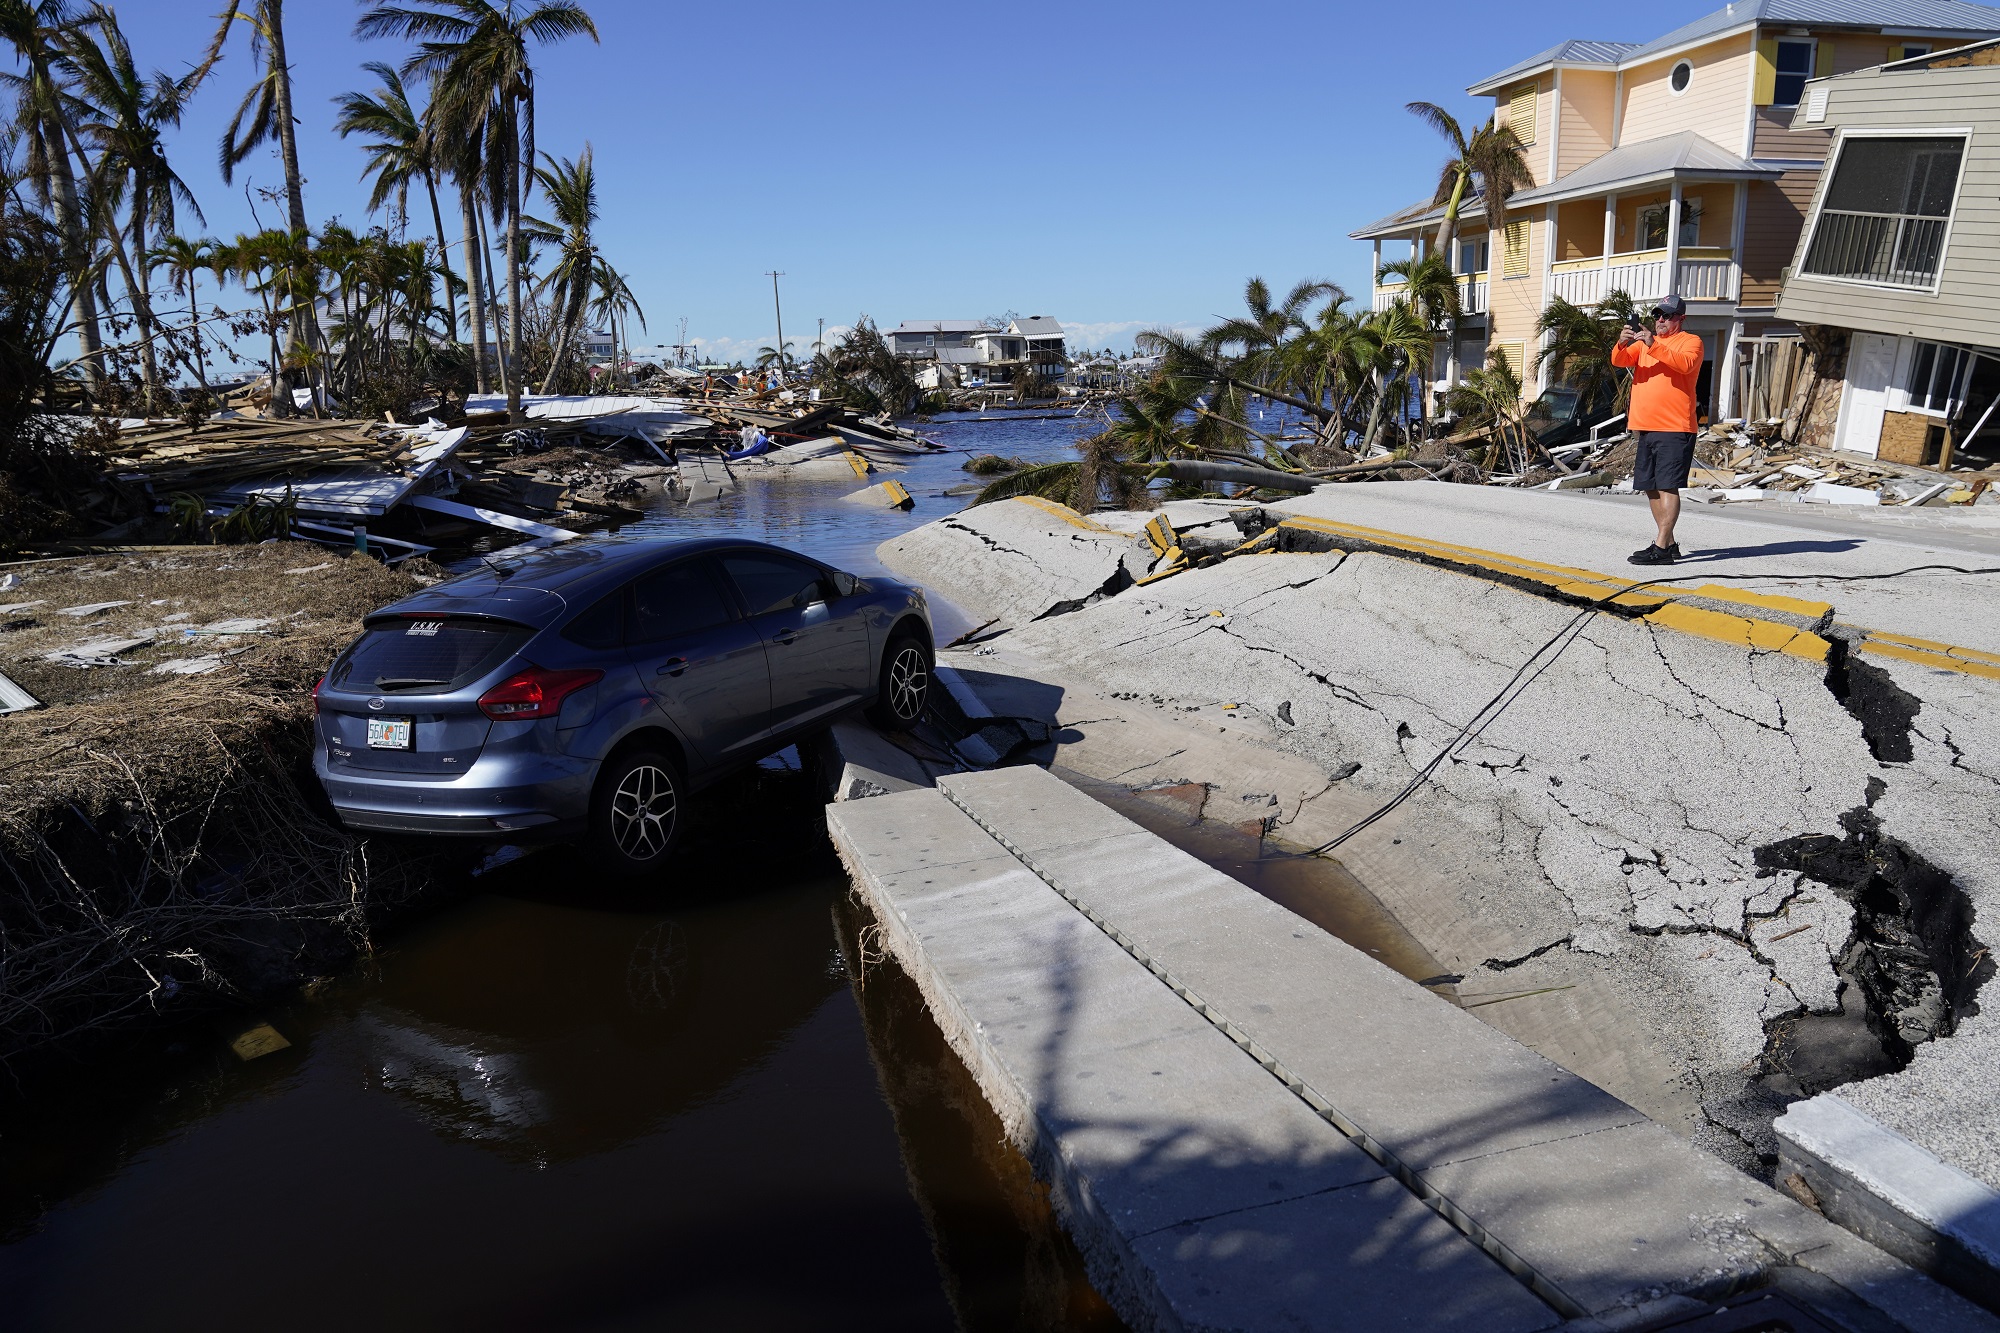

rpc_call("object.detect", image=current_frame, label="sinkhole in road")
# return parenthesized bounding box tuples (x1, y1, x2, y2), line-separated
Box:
(0, 760, 1122, 1333)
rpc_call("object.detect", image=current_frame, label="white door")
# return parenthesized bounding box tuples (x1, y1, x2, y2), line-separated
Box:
(1836, 332, 1899, 457)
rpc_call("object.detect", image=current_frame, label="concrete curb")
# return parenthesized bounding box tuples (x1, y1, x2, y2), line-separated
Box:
(1777, 1094, 2000, 1310)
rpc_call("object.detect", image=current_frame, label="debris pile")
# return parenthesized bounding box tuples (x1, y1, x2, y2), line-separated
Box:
(1519, 423, 2000, 507)
(0, 544, 453, 1070)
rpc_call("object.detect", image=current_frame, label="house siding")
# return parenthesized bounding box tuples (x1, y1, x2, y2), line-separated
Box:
(1775, 64, 2000, 350)
(1559, 71, 1618, 176)
(1742, 170, 1819, 307)
(1488, 212, 1548, 365)
(1620, 34, 1755, 153)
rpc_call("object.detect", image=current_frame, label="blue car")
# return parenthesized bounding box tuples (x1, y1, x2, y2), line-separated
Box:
(313, 538, 933, 874)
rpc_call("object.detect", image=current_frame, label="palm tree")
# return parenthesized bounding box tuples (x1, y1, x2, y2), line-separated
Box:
(1534, 290, 1640, 416)
(358, 0, 600, 420)
(61, 3, 204, 408)
(333, 60, 459, 340)
(0, 0, 105, 392)
(202, 0, 307, 237)
(1405, 101, 1535, 257)
(587, 254, 641, 391)
(1375, 252, 1460, 435)
(1443, 358, 1531, 472)
(524, 143, 595, 392)
(1358, 299, 1434, 450)
(145, 232, 217, 394)
(1205, 276, 1337, 387)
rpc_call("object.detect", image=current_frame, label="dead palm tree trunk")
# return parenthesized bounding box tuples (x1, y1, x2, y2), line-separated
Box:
(458, 182, 488, 392)
(423, 167, 458, 341)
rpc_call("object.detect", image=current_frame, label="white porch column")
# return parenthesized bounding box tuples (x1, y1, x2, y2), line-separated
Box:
(1602, 194, 1617, 276)
(1719, 319, 1745, 420)
(1539, 203, 1558, 392)
(1730, 181, 1750, 302)
(1665, 180, 1684, 302)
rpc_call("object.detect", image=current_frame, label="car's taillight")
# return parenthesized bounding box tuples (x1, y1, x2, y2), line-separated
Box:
(477, 666, 603, 720)
(312, 675, 326, 714)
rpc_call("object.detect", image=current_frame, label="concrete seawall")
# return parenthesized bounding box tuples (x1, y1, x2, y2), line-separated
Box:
(873, 484, 2000, 1315)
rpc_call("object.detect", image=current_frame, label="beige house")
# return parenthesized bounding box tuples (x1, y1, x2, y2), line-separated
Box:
(1775, 41, 2000, 467)
(1353, 0, 2000, 419)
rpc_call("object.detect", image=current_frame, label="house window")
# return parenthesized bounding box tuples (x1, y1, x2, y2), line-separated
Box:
(1773, 39, 1815, 107)
(926, 334, 935, 346)
(1894, 43, 1931, 60)
(1507, 83, 1537, 145)
(1670, 60, 1693, 94)
(1906, 341, 1969, 414)
(1636, 200, 1698, 250)
(1502, 219, 1530, 277)
(1457, 238, 1490, 274)
(1802, 136, 1964, 286)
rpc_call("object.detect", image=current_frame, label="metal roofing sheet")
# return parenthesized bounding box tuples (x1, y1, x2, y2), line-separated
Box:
(1508, 131, 1779, 206)
(1473, 38, 1640, 90)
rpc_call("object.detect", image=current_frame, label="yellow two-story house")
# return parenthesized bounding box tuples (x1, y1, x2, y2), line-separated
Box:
(1353, 0, 2000, 419)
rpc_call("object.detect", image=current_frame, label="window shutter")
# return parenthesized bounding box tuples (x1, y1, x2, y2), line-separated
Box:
(1503, 219, 1531, 277)
(1815, 41, 1835, 77)
(1508, 83, 1537, 144)
(1887, 43, 1904, 62)
(1755, 38, 1779, 104)
(1491, 342, 1526, 380)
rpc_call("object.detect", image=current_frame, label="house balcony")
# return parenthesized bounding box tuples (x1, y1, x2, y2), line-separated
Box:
(1373, 273, 1489, 315)
(1546, 247, 1738, 308)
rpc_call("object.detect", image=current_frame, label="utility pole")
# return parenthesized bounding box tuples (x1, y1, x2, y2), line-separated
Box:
(766, 270, 786, 379)
(817, 317, 824, 354)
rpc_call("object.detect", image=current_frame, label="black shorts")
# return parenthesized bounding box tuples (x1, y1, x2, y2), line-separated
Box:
(1633, 431, 1696, 492)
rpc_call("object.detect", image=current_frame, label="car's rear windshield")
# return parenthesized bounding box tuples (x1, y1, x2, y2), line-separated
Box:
(332, 616, 532, 694)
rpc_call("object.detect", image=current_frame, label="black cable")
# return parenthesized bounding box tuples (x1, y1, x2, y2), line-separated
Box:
(1296, 561, 2000, 858)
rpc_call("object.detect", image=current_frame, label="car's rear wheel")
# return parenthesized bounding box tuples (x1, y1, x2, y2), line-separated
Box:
(867, 632, 931, 731)
(589, 749, 684, 876)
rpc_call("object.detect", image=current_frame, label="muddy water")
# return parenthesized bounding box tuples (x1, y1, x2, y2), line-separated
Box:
(1065, 774, 1459, 996)
(0, 764, 1117, 1333)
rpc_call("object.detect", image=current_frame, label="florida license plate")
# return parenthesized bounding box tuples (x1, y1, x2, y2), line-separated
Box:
(367, 717, 413, 750)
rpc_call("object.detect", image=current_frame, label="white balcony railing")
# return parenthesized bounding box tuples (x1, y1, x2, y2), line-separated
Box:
(1371, 275, 1489, 315)
(1546, 251, 1737, 307)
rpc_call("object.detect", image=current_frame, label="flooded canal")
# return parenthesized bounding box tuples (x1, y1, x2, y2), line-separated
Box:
(0, 762, 1122, 1331)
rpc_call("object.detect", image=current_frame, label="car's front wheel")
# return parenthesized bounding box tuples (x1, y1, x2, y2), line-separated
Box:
(866, 632, 931, 731)
(589, 749, 684, 876)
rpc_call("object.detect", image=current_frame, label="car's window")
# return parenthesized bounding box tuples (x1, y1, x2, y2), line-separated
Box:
(719, 551, 828, 617)
(561, 591, 624, 649)
(629, 559, 736, 644)
(335, 617, 531, 693)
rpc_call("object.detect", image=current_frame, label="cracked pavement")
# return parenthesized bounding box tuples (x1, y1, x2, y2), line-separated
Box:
(881, 493, 2000, 1197)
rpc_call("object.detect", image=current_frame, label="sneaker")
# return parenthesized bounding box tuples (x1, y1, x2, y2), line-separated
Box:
(1627, 542, 1680, 565)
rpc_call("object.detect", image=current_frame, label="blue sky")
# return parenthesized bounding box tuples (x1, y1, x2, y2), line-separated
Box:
(95, 0, 1666, 362)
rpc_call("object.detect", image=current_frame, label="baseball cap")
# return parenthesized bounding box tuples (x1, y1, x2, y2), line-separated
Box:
(1652, 294, 1686, 318)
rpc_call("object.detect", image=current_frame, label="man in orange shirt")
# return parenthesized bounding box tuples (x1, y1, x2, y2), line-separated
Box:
(1611, 294, 1704, 565)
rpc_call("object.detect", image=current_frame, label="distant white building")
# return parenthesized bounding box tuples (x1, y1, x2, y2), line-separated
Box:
(582, 328, 615, 359)
(898, 316, 1067, 385)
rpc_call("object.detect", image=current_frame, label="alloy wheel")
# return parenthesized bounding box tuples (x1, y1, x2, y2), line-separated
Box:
(610, 763, 678, 861)
(889, 645, 929, 721)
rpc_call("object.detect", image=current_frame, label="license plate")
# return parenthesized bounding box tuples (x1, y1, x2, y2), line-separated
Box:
(367, 717, 413, 750)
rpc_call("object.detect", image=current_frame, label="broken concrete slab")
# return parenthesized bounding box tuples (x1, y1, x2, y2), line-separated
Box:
(877, 495, 1148, 629)
(829, 788, 1559, 1333)
(1777, 1093, 2000, 1310)
(885, 487, 2000, 1306)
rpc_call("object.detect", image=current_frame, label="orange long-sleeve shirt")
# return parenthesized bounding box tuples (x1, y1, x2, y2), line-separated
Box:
(1611, 330, 1703, 433)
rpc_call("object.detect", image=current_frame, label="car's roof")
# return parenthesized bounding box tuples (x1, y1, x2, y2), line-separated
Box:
(378, 536, 830, 627)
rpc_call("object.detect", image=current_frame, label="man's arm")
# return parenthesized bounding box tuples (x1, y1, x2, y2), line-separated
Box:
(1611, 340, 1642, 368)
(1640, 334, 1703, 375)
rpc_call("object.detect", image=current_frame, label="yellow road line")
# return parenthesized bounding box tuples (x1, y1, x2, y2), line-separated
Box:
(1012, 495, 1123, 536)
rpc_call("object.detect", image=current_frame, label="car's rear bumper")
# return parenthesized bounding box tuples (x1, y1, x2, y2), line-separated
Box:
(316, 748, 595, 840)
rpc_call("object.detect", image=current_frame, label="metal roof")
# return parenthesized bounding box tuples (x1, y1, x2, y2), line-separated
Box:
(1469, 0, 2000, 91)
(1509, 131, 1781, 206)
(1470, 39, 1640, 93)
(887, 320, 986, 336)
(1008, 316, 1065, 337)
(1349, 193, 1478, 240)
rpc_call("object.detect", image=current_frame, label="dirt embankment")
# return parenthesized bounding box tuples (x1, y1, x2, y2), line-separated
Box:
(0, 544, 455, 1075)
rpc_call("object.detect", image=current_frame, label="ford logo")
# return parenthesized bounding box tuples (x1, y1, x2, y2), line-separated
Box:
(368, 697, 387, 711)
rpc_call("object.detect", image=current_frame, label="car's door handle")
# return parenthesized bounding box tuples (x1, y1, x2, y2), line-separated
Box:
(657, 657, 689, 676)
(772, 630, 800, 645)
